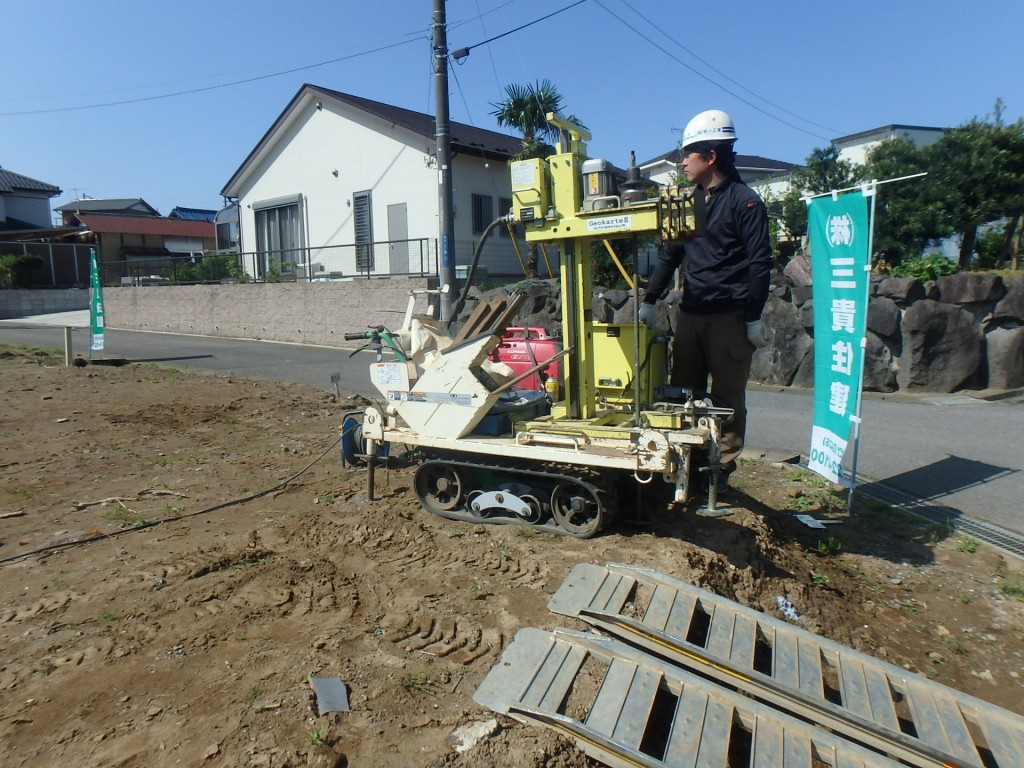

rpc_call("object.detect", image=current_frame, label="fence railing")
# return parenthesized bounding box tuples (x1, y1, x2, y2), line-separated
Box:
(0, 240, 93, 288)
(236, 238, 438, 282)
(0, 237, 440, 288)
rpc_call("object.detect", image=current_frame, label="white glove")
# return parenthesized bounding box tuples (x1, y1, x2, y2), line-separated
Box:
(638, 303, 658, 328)
(746, 318, 769, 349)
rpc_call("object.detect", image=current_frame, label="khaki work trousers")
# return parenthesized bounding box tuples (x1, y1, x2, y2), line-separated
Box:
(670, 308, 753, 467)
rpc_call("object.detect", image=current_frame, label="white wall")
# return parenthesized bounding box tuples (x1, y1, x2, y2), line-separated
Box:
(234, 91, 524, 280)
(836, 127, 942, 166)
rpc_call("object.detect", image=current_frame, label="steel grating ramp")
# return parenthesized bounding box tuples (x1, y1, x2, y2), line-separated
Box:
(475, 626, 912, 767)
(542, 562, 1024, 767)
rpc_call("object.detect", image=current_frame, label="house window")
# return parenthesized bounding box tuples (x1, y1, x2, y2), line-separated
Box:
(353, 190, 374, 272)
(214, 203, 240, 252)
(471, 194, 493, 235)
(498, 197, 515, 238)
(254, 196, 302, 277)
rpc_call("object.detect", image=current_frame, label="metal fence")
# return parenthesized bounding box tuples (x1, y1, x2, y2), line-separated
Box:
(0, 237, 439, 288)
(0, 240, 93, 288)
(236, 237, 438, 282)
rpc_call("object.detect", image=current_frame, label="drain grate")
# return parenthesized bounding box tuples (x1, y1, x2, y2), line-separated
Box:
(855, 480, 1024, 560)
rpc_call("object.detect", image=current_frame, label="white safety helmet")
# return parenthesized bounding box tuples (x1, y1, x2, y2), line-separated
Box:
(682, 109, 737, 150)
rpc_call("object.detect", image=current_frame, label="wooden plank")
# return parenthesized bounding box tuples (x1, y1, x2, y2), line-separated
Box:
(663, 687, 708, 767)
(796, 637, 824, 699)
(837, 656, 873, 721)
(781, 727, 813, 766)
(548, 563, 615, 617)
(612, 666, 661, 750)
(662, 590, 698, 640)
(586, 658, 637, 738)
(695, 696, 733, 766)
(537, 644, 588, 713)
(729, 613, 758, 671)
(901, 684, 954, 758)
(591, 570, 630, 614)
(922, 687, 980, 764)
(521, 639, 575, 709)
(976, 712, 1024, 766)
(773, 628, 800, 689)
(705, 604, 736, 658)
(862, 665, 900, 732)
(642, 584, 676, 632)
(751, 717, 784, 768)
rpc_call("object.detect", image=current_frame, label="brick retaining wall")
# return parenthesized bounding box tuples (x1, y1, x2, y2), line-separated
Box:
(0, 288, 89, 319)
(103, 280, 436, 347)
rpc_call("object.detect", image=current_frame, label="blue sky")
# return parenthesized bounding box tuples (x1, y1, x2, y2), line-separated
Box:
(3, 0, 1022, 218)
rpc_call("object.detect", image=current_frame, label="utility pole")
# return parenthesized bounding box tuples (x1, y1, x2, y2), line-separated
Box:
(433, 0, 456, 321)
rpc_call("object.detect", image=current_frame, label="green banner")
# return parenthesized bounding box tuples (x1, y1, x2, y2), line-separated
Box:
(89, 248, 105, 351)
(807, 192, 870, 483)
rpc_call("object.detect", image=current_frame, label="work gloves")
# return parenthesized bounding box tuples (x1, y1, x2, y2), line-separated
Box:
(638, 303, 658, 328)
(746, 318, 770, 349)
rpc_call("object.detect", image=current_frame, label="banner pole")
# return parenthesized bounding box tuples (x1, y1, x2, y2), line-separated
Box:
(844, 182, 878, 512)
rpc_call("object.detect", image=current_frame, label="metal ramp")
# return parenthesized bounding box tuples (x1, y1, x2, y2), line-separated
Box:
(474, 626, 912, 767)
(542, 562, 1024, 768)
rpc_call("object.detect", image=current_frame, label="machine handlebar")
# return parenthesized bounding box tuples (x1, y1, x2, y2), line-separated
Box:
(344, 326, 386, 342)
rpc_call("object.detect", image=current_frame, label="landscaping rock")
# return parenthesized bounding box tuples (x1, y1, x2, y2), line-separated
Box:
(898, 300, 984, 392)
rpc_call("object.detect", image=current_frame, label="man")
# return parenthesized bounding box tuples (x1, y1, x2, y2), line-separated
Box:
(639, 109, 772, 499)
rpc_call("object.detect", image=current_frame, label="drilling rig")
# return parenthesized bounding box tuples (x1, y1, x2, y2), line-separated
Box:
(351, 114, 733, 537)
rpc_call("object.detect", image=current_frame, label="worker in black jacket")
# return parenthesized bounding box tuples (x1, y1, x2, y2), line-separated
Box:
(639, 109, 773, 500)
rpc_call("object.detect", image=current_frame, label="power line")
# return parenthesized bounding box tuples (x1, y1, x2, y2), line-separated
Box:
(613, 0, 841, 135)
(0, 38, 423, 117)
(451, 0, 588, 61)
(592, 0, 833, 144)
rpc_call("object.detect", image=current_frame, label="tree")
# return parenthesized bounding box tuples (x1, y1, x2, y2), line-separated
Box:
(779, 145, 859, 240)
(490, 79, 565, 161)
(491, 80, 569, 277)
(926, 102, 1024, 269)
(863, 136, 942, 267)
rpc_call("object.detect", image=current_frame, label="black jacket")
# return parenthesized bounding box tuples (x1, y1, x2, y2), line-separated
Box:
(645, 172, 772, 322)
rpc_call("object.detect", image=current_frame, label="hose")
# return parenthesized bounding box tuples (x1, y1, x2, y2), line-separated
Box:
(0, 431, 348, 566)
(448, 213, 515, 327)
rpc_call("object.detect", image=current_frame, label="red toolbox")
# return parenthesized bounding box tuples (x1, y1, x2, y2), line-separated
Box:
(490, 327, 561, 391)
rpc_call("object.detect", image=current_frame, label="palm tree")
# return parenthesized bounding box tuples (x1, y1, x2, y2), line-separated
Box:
(491, 80, 568, 276)
(490, 79, 564, 161)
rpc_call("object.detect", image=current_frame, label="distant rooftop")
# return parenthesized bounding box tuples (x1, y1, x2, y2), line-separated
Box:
(55, 198, 160, 216)
(640, 149, 798, 173)
(78, 212, 213, 238)
(168, 206, 217, 222)
(0, 168, 61, 195)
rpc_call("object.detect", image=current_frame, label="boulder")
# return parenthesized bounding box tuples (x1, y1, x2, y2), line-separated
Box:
(790, 285, 813, 307)
(877, 276, 925, 305)
(935, 272, 1005, 305)
(783, 253, 812, 287)
(862, 332, 899, 392)
(866, 296, 901, 339)
(897, 300, 984, 392)
(992, 274, 1024, 322)
(751, 295, 811, 386)
(985, 325, 1024, 389)
(600, 288, 631, 309)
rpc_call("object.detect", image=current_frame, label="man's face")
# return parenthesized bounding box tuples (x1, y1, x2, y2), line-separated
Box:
(681, 147, 713, 186)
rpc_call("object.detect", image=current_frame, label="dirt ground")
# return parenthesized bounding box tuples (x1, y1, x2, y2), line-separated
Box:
(2, 345, 1023, 768)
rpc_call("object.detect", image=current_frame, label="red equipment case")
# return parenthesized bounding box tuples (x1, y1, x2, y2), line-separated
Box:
(489, 327, 561, 391)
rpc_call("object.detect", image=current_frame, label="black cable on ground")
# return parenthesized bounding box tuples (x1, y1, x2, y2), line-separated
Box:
(0, 432, 346, 566)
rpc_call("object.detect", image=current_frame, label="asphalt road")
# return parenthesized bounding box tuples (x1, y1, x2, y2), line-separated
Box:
(3, 312, 1021, 543)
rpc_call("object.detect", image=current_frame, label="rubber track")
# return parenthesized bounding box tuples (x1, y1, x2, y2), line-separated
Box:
(413, 454, 613, 538)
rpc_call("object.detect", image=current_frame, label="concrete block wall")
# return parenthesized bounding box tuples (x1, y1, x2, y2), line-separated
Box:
(104, 279, 436, 347)
(0, 288, 89, 319)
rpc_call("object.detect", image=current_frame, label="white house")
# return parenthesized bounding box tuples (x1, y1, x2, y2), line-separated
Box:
(0, 168, 62, 234)
(220, 84, 527, 282)
(640, 149, 799, 211)
(832, 124, 943, 166)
